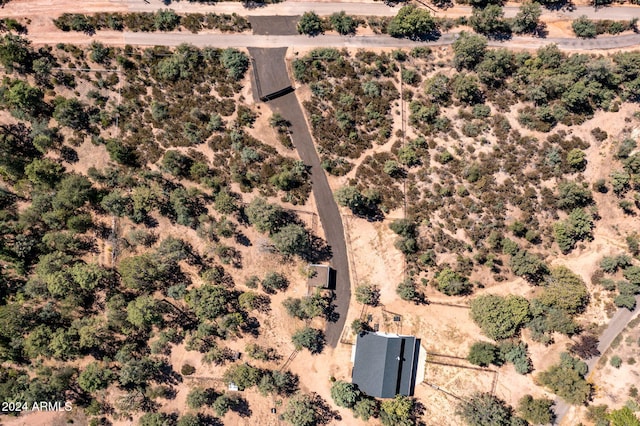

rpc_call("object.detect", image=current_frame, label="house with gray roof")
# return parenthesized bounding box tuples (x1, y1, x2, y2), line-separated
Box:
(351, 331, 425, 399)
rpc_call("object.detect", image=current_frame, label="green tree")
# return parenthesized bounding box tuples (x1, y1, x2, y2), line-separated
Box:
(53, 97, 88, 130)
(557, 182, 593, 211)
(355, 283, 380, 306)
(380, 395, 420, 426)
(470, 294, 530, 340)
(283, 293, 328, 320)
(25, 158, 65, 188)
(610, 355, 622, 368)
(435, 268, 473, 296)
(271, 224, 310, 257)
(162, 150, 192, 178)
(258, 370, 299, 397)
(127, 296, 162, 330)
(424, 73, 451, 103)
(297, 12, 324, 36)
(282, 392, 332, 426)
(537, 353, 591, 405)
(139, 413, 172, 426)
(118, 254, 163, 292)
(186, 284, 234, 321)
(609, 406, 640, 426)
(330, 11, 356, 35)
(453, 32, 487, 70)
(511, 1, 542, 34)
(553, 208, 595, 254)
(387, 5, 436, 40)
(262, 271, 289, 293)
(457, 393, 516, 426)
(221, 48, 249, 80)
(4, 80, 45, 117)
(509, 249, 549, 284)
(537, 266, 589, 315)
(0, 34, 33, 72)
(177, 414, 203, 426)
(291, 327, 325, 354)
(330, 380, 361, 408)
(567, 148, 587, 171)
(154, 9, 180, 31)
(53, 174, 94, 211)
(469, 5, 509, 35)
(467, 341, 500, 367)
(452, 73, 481, 104)
(572, 15, 597, 38)
(396, 278, 420, 302)
(517, 395, 555, 425)
(223, 363, 262, 390)
(246, 197, 285, 234)
(78, 362, 114, 393)
(354, 398, 378, 421)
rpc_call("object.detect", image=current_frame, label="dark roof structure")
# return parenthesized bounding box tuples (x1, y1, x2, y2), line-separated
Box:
(351, 332, 421, 399)
(307, 264, 334, 289)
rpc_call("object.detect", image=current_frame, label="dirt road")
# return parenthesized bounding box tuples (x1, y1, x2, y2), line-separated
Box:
(6, 0, 640, 20)
(110, 31, 640, 51)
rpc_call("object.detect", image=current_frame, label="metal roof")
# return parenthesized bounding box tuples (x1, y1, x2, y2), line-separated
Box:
(351, 332, 420, 398)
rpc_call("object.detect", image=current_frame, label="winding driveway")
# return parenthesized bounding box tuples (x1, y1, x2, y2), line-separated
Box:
(554, 295, 640, 425)
(248, 30, 350, 348)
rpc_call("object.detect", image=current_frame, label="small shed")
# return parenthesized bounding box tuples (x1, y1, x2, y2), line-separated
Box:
(307, 264, 334, 290)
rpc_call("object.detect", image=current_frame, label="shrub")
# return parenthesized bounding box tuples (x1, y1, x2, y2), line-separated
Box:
(538, 353, 591, 405)
(517, 395, 555, 425)
(181, 364, 196, 376)
(297, 11, 324, 36)
(467, 342, 499, 367)
(221, 48, 249, 80)
(435, 268, 472, 296)
(291, 327, 325, 354)
(262, 272, 289, 293)
(572, 16, 597, 38)
(610, 355, 622, 368)
(457, 393, 517, 426)
(329, 11, 357, 35)
(355, 284, 380, 306)
(470, 294, 530, 340)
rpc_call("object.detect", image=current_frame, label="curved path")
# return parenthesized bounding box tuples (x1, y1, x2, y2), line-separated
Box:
(554, 295, 640, 425)
(248, 42, 350, 348)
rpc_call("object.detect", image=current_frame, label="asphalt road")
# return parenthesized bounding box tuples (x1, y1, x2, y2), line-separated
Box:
(120, 31, 640, 51)
(554, 295, 640, 425)
(248, 47, 351, 348)
(247, 46, 291, 96)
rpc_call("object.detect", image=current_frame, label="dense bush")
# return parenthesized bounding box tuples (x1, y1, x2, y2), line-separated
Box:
(537, 353, 591, 404)
(470, 294, 530, 340)
(54, 12, 250, 33)
(387, 5, 437, 40)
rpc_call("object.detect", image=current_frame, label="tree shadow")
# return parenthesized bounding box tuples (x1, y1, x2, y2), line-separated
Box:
(304, 235, 333, 263)
(156, 360, 183, 386)
(415, 30, 442, 42)
(323, 293, 340, 323)
(310, 392, 342, 424)
(230, 395, 253, 417)
(542, 0, 575, 11)
(235, 232, 252, 247)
